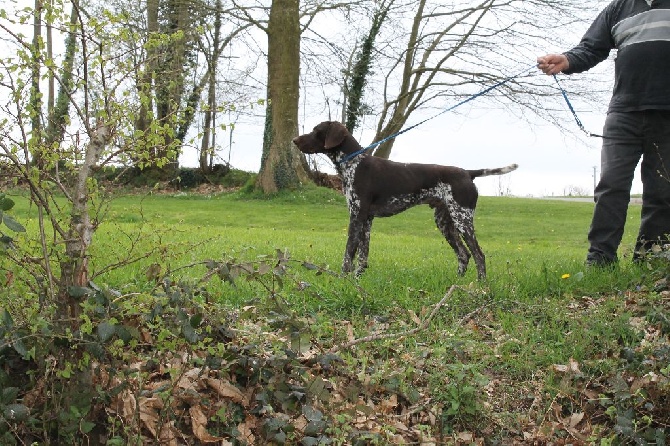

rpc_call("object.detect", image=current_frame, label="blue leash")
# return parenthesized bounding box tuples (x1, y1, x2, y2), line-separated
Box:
(553, 74, 644, 142)
(337, 64, 538, 164)
(552, 74, 606, 139)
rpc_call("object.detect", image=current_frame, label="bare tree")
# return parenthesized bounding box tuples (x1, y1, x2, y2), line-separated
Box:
(295, 0, 606, 162)
(369, 0, 609, 158)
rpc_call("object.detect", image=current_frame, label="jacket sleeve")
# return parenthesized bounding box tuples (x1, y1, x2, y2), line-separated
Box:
(563, 3, 616, 74)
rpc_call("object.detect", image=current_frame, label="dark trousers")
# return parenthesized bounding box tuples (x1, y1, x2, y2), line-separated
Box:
(587, 110, 670, 264)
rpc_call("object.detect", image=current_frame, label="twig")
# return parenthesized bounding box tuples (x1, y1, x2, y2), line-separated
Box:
(329, 284, 487, 353)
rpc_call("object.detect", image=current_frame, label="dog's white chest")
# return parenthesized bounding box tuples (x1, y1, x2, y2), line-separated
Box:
(339, 160, 361, 212)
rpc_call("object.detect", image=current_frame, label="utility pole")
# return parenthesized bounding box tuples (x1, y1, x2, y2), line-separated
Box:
(592, 166, 598, 196)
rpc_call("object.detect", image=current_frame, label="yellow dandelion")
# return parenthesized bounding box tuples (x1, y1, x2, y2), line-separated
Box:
(561, 273, 570, 279)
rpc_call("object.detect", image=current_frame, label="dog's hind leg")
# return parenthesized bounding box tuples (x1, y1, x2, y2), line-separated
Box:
(434, 205, 471, 276)
(449, 205, 486, 280)
(462, 227, 485, 280)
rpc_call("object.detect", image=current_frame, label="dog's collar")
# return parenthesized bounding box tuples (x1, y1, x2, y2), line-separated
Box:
(335, 135, 393, 166)
(335, 148, 368, 166)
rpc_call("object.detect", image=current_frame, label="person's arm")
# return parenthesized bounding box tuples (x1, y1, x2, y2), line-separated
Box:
(538, 2, 616, 75)
(562, 4, 616, 74)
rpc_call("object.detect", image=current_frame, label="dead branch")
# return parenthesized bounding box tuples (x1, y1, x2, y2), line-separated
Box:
(329, 284, 489, 353)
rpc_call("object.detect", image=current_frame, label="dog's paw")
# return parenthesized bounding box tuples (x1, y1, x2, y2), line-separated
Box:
(354, 268, 366, 278)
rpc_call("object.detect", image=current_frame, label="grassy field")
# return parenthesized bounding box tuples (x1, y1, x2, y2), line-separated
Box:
(3, 186, 668, 444)
(6, 189, 639, 315)
(97, 191, 639, 312)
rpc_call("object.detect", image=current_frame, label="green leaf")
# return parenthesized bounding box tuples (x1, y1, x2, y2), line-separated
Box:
(1, 387, 19, 405)
(301, 437, 321, 446)
(68, 286, 92, 298)
(97, 321, 116, 343)
(1, 309, 14, 329)
(182, 322, 198, 343)
(115, 325, 135, 343)
(3, 404, 30, 422)
(80, 421, 96, 434)
(0, 235, 12, 250)
(2, 215, 25, 232)
(304, 420, 327, 437)
(291, 331, 312, 354)
(11, 335, 28, 358)
(86, 342, 105, 359)
(0, 197, 15, 211)
(190, 313, 203, 328)
(302, 405, 323, 422)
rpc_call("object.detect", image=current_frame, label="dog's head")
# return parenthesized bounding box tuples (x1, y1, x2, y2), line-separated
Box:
(293, 121, 350, 154)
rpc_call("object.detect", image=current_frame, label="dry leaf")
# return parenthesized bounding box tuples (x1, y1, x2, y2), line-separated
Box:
(294, 415, 308, 433)
(346, 321, 355, 342)
(409, 310, 422, 325)
(139, 397, 164, 438)
(237, 415, 257, 444)
(458, 431, 474, 442)
(189, 405, 224, 443)
(117, 389, 137, 420)
(568, 357, 581, 374)
(380, 394, 398, 414)
(552, 364, 569, 373)
(206, 378, 246, 405)
(568, 412, 584, 428)
(177, 367, 203, 391)
(158, 420, 179, 446)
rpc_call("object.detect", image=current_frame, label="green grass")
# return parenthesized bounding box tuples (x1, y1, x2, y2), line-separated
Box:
(4, 185, 666, 441)
(5, 186, 645, 308)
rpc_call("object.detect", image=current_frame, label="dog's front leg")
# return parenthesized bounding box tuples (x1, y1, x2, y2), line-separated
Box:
(354, 217, 373, 276)
(343, 213, 364, 274)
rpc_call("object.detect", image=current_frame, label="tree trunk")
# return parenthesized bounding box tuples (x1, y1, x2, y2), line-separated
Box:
(134, 0, 158, 167)
(199, 70, 216, 172)
(58, 122, 111, 323)
(256, 0, 310, 193)
(30, 0, 43, 168)
(46, 3, 77, 148)
(152, 0, 190, 174)
(345, 2, 390, 132)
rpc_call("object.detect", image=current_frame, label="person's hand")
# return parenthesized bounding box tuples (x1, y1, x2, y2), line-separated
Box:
(537, 54, 569, 75)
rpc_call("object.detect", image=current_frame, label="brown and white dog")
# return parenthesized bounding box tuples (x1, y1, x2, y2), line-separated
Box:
(293, 121, 518, 280)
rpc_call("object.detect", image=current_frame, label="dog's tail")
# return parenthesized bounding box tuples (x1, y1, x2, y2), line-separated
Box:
(468, 163, 518, 179)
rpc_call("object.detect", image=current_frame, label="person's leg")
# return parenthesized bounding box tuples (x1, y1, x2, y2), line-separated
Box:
(587, 111, 643, 265)
(635, 110, 670, 256)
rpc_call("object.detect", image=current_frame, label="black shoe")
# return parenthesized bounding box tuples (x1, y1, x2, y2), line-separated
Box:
(585, 257, 618, 269)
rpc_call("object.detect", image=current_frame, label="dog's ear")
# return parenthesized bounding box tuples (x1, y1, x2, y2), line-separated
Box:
(324, 122, 349, 150)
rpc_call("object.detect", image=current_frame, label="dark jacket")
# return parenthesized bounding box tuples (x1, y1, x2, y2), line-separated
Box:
(564, 0, 670, 112)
